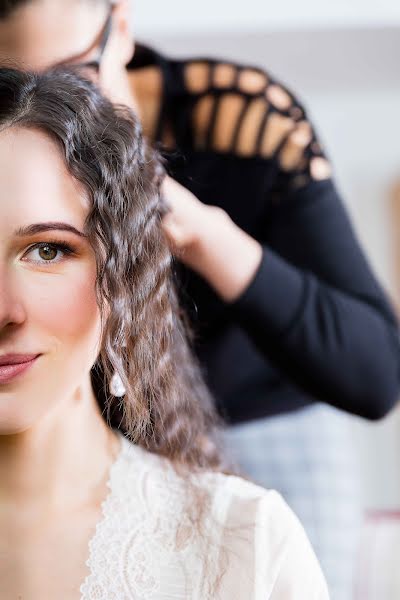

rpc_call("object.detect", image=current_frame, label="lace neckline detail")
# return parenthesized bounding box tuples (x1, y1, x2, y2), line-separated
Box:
(77, 432, 214, 599)
(79, 432, 133, 599)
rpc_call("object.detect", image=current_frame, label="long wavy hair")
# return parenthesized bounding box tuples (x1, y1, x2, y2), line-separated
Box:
(0, 67, 225, 472)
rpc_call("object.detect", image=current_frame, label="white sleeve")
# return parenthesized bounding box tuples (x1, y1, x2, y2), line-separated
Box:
(268, 505, 330, 600)
(207, 477, 330, 599)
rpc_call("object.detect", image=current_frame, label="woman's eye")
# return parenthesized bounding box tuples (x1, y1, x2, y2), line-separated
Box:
(23, 242, 75, 265)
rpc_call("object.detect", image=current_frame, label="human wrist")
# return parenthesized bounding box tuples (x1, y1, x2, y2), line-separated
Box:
(191, 206, 263, 302)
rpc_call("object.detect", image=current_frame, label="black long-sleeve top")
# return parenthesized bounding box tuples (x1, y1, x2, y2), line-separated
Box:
(130, 45, 400, 424)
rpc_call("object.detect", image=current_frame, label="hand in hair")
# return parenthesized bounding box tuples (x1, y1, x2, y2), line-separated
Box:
(161, 176, 262, 303)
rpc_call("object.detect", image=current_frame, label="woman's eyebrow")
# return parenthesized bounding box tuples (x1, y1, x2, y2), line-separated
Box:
(14, 222, 87, 238)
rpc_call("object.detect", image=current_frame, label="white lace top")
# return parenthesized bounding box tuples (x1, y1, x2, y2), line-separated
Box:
(79, 433, 329, 599)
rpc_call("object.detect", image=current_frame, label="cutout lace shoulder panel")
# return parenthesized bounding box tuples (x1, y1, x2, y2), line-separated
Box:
(183, 59, 332, 191)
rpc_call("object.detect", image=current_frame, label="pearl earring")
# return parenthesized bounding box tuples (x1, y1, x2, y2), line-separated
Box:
(110, 371, 126, 397)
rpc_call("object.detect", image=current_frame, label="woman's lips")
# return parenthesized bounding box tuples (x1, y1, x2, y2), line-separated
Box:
(0, 356, 40, 384)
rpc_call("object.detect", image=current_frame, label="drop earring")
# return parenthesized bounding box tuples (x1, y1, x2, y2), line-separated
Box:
(110, 371, 126, 397)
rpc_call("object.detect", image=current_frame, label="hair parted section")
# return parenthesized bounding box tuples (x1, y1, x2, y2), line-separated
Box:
(0, 66, 225, 472)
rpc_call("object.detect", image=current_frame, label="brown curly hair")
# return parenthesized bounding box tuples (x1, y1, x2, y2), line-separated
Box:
(0, 67, 225, 472)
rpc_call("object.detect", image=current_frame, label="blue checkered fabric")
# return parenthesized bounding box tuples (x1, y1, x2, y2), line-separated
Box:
(223, 404, 362, 600)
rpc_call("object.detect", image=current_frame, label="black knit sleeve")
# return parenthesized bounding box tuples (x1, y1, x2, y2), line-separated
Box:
(230, 177, 400, 419)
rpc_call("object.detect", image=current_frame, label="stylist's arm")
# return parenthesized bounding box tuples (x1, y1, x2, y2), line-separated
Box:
(161, 176, 263, 303)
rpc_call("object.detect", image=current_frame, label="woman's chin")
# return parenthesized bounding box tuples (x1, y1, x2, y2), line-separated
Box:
(0, 396, 44, 436)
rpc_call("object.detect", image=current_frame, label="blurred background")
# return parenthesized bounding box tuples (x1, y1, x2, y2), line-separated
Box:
(133, 1, 400, 596)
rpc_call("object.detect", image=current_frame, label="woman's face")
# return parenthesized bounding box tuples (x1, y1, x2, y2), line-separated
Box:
(0, 127, 102, 434)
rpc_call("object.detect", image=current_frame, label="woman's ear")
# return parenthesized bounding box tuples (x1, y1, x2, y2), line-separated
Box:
(112, 0, 135, 66)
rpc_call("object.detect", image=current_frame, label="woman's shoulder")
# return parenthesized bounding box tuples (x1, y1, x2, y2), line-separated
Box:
(117, 434, 306, 540)
(197, 470, 313, 558)
(199, 468, 295, 524)
(198, 471, 329, 598)
(116, 436, 329, 598)
(163, 50, 331, 185)
(130, 45, 331, 190)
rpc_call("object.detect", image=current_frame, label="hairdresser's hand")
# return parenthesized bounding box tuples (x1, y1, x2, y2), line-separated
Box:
(161, 176, 262, 303)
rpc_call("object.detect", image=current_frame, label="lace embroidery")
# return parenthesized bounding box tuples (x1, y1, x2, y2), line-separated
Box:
(79, 435, 213, 600)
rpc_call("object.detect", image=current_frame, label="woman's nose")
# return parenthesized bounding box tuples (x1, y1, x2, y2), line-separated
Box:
(0, 268, 26, 331)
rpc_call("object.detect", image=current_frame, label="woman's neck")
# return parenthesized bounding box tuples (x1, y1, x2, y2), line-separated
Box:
(0, 378, 120, 519)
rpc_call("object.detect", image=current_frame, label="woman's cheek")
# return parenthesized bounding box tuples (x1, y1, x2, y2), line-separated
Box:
(0, 263, 101, 434)
(23, 263, 101, 347)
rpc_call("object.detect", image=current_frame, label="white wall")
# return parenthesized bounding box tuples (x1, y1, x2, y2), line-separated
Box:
(133, 0, 400, 35)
